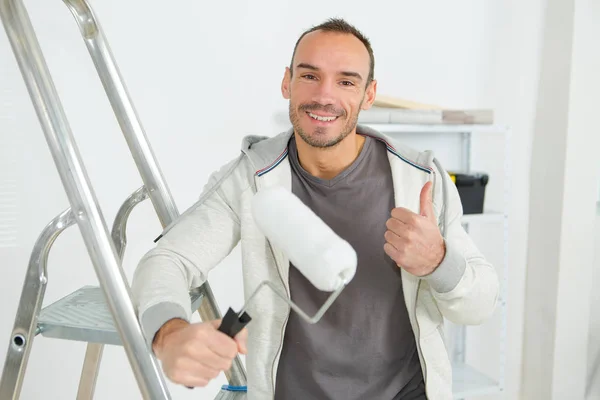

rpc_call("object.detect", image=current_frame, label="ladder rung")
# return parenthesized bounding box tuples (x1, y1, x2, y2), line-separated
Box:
(37, 286, 204, 346)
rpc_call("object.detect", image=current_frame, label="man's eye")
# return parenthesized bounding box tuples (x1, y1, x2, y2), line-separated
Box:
(302, 74, 317, 80)
(341, 81, 354, 86)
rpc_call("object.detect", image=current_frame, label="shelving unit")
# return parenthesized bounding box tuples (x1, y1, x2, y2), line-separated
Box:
(362, 122, 509, 400)
(365, 123, 509, 134)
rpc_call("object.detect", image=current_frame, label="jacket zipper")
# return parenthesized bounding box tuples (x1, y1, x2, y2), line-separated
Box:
(415, 175, 434, 396)
(268, 240, 290, 397)
(414, 279, 428, 396)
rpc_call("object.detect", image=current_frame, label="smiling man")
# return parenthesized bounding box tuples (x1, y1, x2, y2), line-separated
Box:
(285, 23, 373, 177)
(132, 18, 499, 400)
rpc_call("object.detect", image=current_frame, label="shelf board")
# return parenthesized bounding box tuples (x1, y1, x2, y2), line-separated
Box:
(453, 362, 501, 399)
(461, 211, 505, 224)
(361, 123, 508, 134)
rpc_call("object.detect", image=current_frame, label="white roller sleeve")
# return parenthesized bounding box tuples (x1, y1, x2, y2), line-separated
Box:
(251, 186, 357, 292)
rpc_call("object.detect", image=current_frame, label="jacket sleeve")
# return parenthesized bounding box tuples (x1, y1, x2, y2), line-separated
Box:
(422, 161, 500, 325)
(131, 155, 248, 346)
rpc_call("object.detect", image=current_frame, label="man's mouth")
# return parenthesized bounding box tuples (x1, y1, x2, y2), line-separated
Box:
(306, 112, 339, 122)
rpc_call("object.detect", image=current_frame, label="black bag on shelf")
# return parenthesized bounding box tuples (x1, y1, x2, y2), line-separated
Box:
(448, 172, 489, 214)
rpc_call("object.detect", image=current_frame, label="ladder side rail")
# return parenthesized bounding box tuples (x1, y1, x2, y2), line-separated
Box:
(76, 186, 149, 400)
(0, 1, 171, 398)
(0, 209, 75, 400)
(62, 0, 247, 386)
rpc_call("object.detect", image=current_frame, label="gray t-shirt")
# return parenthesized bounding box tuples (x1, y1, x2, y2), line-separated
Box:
(274, 135, 426, 399)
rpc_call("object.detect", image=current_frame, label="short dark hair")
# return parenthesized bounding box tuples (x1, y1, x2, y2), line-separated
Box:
(289, 18, 375, 85)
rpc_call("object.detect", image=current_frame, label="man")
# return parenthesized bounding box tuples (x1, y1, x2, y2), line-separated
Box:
(131, 18, 499, 400)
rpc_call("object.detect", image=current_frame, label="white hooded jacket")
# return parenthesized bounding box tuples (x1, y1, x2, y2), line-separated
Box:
(131, 124, 500, 400)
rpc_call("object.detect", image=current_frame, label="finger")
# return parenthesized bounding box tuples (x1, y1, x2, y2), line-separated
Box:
(190, 362, 221, 382)
(192, 344, 235, 371)
(386, 217, 412, 239)
(211, 318, 248, 355)
(384, 240, 418, 272)
(384, 228, 402, 248)
(385, 228, 413, 257)
(206, 330, 239, 359)
(419, 181, 435, 222)
(384, 242, 402, 264)
(390, 207, 419, 224)
(164, 358, 217, 387)
(234, 328, 248, 354)
(207, 319, 239, 357)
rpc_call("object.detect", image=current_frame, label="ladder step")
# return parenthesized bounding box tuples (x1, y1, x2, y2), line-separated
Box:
(37, 286, 204, 345)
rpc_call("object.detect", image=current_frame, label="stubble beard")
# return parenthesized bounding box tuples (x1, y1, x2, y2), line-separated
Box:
(289, 98, 363, 149)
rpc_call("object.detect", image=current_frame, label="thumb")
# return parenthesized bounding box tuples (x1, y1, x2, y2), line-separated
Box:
(419, 181, 435, 221)
(234, 328, 248, 354)
(212, 318, 247, 354)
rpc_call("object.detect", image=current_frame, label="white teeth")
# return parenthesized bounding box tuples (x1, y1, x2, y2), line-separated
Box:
(308, 112, 337, 122)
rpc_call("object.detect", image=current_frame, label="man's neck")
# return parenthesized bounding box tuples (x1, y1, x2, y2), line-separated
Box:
(295, 131, 366, 180)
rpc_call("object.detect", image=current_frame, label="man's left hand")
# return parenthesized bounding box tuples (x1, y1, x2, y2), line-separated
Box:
(384, 181, 446, 276)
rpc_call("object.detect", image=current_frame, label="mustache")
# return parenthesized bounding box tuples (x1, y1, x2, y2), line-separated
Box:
(299, 103, 345, 117)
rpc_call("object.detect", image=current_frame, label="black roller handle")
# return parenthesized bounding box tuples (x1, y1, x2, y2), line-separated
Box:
(218, 307, 252, 338)
(186, 307, 252, 389)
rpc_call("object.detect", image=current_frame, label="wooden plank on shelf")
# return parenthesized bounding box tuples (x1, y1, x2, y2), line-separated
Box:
(373, 94, 443, 110)
(359, 107, 494, 125)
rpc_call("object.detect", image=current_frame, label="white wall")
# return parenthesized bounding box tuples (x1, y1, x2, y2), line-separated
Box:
(474, 1, 545, 399)
(520, 0, 575, 396)
(0, 1, 546, 399)
(520, 0, 600, 398)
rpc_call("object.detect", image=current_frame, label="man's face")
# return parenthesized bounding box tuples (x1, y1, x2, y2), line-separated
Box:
(282, 30, 377, 148)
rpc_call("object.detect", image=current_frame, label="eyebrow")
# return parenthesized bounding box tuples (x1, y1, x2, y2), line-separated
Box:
(296, 63, 363, 81)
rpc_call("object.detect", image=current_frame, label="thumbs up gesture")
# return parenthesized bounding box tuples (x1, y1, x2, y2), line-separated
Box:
(384, 181, 446, 277)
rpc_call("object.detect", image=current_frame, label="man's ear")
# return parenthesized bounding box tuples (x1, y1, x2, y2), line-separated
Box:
(281, 67, 292, 99)
(361, 79, 377, 110)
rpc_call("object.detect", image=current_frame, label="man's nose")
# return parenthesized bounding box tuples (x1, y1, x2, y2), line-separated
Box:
(312, 78, 337, 106)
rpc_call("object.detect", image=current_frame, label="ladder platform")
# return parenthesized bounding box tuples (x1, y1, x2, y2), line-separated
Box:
(37, 285, 204, 346)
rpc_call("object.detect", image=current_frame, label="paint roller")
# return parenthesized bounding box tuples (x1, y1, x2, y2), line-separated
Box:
(216, 185, 358, 338)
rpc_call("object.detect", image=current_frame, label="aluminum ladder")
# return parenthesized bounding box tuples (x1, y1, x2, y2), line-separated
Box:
(0, 0, 247, 398)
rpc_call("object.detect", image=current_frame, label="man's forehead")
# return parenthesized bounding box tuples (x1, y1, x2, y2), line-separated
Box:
(293, 30, 370, 74)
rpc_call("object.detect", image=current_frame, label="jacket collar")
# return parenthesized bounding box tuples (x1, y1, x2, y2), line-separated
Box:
(241, 124, 434, 177)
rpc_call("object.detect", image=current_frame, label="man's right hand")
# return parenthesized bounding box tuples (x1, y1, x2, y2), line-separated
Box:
(152, 318, 248, 388)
